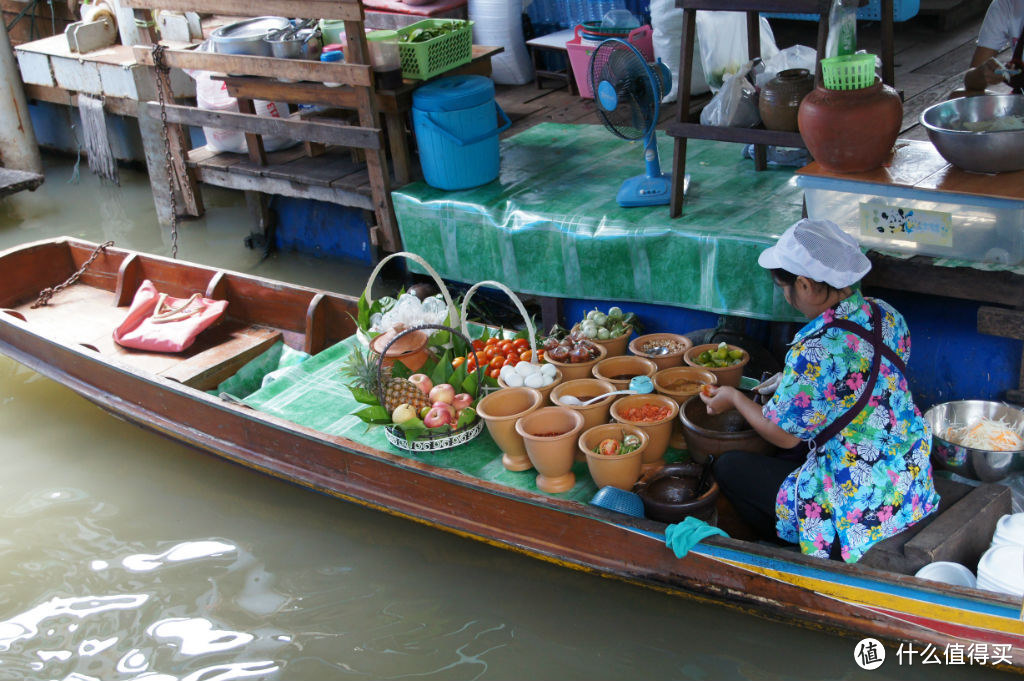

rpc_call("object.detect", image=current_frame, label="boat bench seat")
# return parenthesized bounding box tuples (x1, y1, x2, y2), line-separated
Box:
(11, 283, 282, 391)
(859, 477, 1011, 575)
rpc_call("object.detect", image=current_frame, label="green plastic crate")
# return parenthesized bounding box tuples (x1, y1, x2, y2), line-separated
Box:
(396, 19, 474, 81)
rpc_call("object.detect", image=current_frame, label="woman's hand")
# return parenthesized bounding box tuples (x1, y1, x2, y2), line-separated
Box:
(701, 384, 801, 449)
(699, 385, 738, 415)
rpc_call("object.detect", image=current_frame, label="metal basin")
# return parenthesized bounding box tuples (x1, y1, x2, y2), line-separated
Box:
(920, 95, 1024, 173)
(210, 16, 289, 56)
(923, 400, 1024, 482)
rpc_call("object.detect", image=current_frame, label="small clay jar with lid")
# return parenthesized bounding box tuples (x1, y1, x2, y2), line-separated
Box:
(759, 68, 815, 132)
(369, 323, 430, 372)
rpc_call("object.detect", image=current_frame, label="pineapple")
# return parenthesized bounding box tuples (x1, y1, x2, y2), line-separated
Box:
(343, 347, 430, 415)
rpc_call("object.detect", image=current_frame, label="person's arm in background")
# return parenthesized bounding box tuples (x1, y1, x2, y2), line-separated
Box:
(964, 46, 1003, 91)
(964, 0, 1016, 91)
(700, 386, 801, 449)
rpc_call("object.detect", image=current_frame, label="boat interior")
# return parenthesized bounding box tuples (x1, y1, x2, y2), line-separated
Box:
(0, 238, 1015, 583)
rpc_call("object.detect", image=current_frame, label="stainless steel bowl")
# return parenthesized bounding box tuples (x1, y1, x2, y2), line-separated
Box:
(923, 400, 1024, 482)
(210, 16, 290, 56)
(921, 95, 1024, 173)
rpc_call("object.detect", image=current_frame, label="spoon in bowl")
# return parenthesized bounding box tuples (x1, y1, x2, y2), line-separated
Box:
(559, 389, 636, 407)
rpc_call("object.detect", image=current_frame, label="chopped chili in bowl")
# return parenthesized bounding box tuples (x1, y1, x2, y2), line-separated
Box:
(620, 404, 672, 423)
(531, 430, 569, 437)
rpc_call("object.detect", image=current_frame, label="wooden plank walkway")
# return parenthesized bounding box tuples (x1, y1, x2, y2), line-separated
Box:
(0, 168, 44, 197)
(495, 12, 993, 142)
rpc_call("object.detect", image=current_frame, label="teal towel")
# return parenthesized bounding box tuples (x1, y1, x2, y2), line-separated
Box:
(664, 517, 729, 558)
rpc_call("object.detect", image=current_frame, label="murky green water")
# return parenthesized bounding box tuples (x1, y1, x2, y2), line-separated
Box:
(0, 160, 1005, 680)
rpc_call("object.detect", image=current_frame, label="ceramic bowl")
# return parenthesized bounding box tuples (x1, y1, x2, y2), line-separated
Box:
(629, 333, 693, 371)
(544, 341, 607, 381)
(515, 406, 585, 494)
(591, 355, 658, 391)
(498, 364, 563, 405)
(679, 395, 775, 464)
(683, 343, 749, 388)
(477, 387, 544, 472)
(578, 422, 648, 491)
(610, 393, 679, 470)
(572, 323, 633, 357)
(653, 366, 718, 449)
(633, 462, 719, 524)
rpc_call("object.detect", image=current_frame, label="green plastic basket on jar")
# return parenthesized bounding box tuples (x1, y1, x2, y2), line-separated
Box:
(820, 53, 877, 90)
(396, 19, 474, 81)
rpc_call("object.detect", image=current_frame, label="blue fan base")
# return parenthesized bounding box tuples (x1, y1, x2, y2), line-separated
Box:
(617, 172, 673, 207)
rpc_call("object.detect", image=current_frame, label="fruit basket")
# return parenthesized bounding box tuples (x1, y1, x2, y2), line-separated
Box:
(345, 323, 487, 452)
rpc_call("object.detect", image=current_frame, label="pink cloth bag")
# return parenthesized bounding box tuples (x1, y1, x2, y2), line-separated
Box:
(113, 279, 228, 353)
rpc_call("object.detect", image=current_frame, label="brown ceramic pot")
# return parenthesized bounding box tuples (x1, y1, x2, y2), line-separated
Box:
(550, 378, 617, 459)
(515, 406, 585, 493)
(610, 393, 679, 471)
(683, 343, 749, 388)
(679, 395, 775, 464)
(628, 333, 693, 371)
(654, 366, 718, 449)
(634, 462, 720, 524)
(544, 341, 607, 381)
(797, 78, 903, 173)
(759, 68, 814, 132)
(579, 423, 648, 491)
(477, 387, 544, 471)
(572, 323, 633, 357)
(498, 365, 563, 405)
(369, 325, 430, 372)
(591, 355, 658, 391)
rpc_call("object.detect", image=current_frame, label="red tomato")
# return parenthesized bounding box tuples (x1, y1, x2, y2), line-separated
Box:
(479, 347, 494, 362)
(513, 338, 530, 351)
(471, 339, 484, 351)
(488, 367, 501, 380)
(451, 356, 466, 370)
(519, 350, 533, 363)
(506, 357, 519, 367)
(499, 340, 515, 355)
(485, 337, 499, 347)
(490, 357, 505, 370)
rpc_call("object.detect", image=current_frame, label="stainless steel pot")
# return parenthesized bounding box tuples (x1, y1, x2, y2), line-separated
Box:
(266, 28, 321, 60)
(210, 16, 290, 56)
(921, 95, 1024, 173)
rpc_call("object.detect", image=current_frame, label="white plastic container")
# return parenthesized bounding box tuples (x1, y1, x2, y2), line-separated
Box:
(798, 175, 1024, 265)
(914, 561, 977, 589)
(977, 545, 1024, 596)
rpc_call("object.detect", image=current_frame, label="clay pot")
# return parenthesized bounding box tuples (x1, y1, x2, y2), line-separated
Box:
(683, 343, 749, 388)
(515, 406, 585, 493)
(634, 462, 719, 524)
(759, 68, 814, 132)
(477, 387, 544, 471)
(579, 423, 648, 491)
(679, 395, 775, 464)
(498, 366, 563, 405)
(591, 355, 658, 391)
(628, 333, 693, 371)
(654, 366, 718, 449)
(551, 378, 617, 458)
(610, 393, 679, 471)
(797, 78, 903, 173)
(544, 341, 607, 381)
(369, 325, 430, 372)
(572, 323, 633, 357)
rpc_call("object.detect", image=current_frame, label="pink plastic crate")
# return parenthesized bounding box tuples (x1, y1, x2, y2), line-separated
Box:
(566, 24, 654, 99)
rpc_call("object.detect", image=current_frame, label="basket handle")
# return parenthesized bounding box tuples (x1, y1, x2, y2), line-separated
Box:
(362, 251, 459, 330)
(420, 103, 510, 147)
(374, 323, 481, 407)
(459, 280, 538, 365)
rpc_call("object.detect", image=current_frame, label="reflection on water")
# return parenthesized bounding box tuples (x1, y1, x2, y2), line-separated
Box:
(0, 160, 1008, 680)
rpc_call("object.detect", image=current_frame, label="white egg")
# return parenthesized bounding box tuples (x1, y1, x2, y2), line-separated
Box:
(539, 374, 555, 387)
(499, 364, 515, 381)
(524, 372, 545, 389)
(540, 363, 557, 378)
(516, 361, 538, 376)
(504, 373, 525, 387)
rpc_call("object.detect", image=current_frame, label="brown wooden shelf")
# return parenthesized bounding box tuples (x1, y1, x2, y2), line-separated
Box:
(665, 122, 805, 148)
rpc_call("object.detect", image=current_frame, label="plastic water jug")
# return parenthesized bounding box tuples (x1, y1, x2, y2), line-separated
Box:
(411, 75, 510, 190)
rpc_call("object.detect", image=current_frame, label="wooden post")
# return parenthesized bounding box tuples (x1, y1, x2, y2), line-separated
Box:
(152, 62, 204, 217)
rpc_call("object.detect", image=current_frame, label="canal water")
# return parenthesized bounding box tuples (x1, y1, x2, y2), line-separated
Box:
(0, 159, 1004, 680)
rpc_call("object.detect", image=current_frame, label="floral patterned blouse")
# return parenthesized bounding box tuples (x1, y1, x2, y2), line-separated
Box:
(763, 290, 940, 563)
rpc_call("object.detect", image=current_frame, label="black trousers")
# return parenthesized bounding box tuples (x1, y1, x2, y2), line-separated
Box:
(712, 450, 800, 544)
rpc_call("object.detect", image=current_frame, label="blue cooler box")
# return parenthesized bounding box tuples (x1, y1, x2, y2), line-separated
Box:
(412, 75, 510, 190)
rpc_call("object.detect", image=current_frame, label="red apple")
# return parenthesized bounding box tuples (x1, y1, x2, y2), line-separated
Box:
(452, 393, 473, 411)
(431, 402, 455, 420)
(423, 405, 454, 428)
(408, 374, 433, 396)
(428, 383, 455, 405)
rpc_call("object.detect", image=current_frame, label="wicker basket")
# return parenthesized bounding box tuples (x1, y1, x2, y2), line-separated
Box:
(357, 251, 458, 347)
(376, 323, 484, 451)
(397, 19, 474, 81)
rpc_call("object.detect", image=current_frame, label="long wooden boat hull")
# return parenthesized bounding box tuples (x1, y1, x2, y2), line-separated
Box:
(3, 238, 1024, 671)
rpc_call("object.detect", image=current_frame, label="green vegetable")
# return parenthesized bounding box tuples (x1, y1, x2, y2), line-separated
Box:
(608, 306, 623, 321)
(597, 327, 610, 340)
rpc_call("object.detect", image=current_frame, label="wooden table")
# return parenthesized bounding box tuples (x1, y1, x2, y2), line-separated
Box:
(218, 44, 504, 186)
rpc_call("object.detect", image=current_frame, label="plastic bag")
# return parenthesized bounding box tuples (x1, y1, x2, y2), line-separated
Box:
(190, 69, 297, 154)
(696, 11, 778, 92)
(651, 0, 709, 101)
(699, 60, 759, 127)
(754, 44, 817, 89)
(113, 280, 228, 353)
(826, 0, 858, 58)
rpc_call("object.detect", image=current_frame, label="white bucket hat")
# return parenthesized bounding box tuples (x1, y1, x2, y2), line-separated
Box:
(757, 218, 871, 289)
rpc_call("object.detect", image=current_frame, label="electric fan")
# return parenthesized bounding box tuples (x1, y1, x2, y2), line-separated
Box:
(589, 39, 673, 207)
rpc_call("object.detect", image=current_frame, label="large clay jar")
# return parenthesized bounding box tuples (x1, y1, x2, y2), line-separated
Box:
(798, 78, 903, 173)
(759, 68, 814, 132)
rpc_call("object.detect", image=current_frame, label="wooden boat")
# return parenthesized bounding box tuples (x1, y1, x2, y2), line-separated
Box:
(3, 237, 1024, 670)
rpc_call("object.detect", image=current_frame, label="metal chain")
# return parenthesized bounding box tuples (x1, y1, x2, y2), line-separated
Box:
(151, 44, 183, 259)
(31, 240, 114, 308)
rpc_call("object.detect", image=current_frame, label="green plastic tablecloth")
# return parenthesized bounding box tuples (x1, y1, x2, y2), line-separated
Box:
(241, 336, 685, 502)
(393, 123, 806, 322)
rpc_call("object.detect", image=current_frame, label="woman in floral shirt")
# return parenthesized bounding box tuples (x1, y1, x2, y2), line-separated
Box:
(701, 219, 940, 563)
